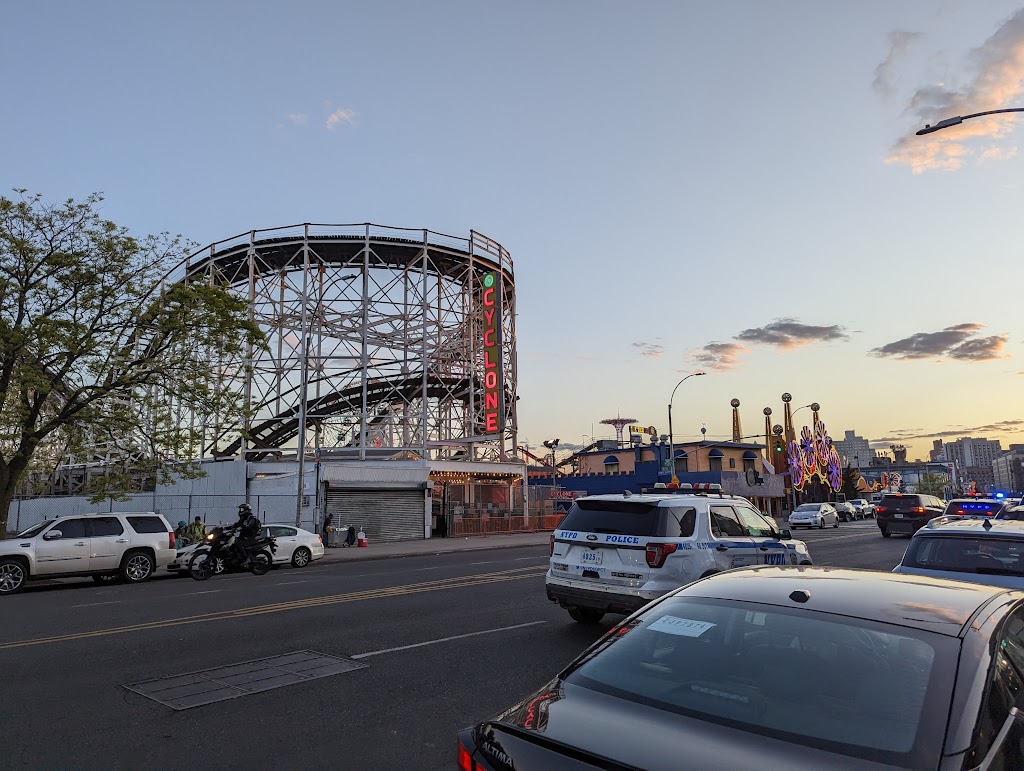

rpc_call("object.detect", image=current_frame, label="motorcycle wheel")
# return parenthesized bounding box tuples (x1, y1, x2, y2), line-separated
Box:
(189, 551, 216, 581)
(250, 551, 272, 576)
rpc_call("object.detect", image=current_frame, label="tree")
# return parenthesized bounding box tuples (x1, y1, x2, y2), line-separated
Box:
(840, 466, 862, 501)
(915, 472, 948, 498)
(0, 191, 264, 536)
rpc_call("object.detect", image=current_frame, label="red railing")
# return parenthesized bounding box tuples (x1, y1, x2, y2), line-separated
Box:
(451, 515, 564, 537)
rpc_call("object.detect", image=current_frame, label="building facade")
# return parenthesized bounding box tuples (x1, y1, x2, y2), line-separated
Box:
(833, 430, 873, 469)
(942, 437, 1004, 468)
(993, 445, 1024, 495)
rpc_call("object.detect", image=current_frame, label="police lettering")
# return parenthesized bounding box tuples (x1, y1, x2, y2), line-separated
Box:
(604, 535, 640, 544)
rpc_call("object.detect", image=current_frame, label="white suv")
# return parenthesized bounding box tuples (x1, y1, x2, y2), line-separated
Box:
(0, 512, 177, 595)
(546, 487, 813, 623)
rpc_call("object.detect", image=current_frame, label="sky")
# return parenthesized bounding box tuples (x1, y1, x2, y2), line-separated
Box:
(3, 1, 1023, 463)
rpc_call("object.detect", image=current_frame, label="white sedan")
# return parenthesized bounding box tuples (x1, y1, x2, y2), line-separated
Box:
(788, 503, 839, 530)
(167, 524, 324, 573)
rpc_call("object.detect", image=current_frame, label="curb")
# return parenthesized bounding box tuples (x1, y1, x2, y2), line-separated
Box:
(317, 538, 551, 565)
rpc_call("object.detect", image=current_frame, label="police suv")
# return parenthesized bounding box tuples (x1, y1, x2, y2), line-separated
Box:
(546, 485, 813, 623)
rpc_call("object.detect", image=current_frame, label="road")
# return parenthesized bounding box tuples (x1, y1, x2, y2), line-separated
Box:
(1, 520, 906, 769)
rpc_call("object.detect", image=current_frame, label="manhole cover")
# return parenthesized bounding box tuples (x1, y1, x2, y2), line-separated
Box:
(125, 650, 367, 710)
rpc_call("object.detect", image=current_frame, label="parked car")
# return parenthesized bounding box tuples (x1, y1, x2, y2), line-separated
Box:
(833, 501, 858, 522)
(0, 512, 176, 595)
(459, 568, 1024, 769)
(875, 493, 946, 538)
(942, 497, 1015, 519)
(893, 516, 1024, 589)
(848, 498, 875, 518)
(167, 523, 324, 574)
(546, 486, 812, 623)
(787, 503, 839, 530)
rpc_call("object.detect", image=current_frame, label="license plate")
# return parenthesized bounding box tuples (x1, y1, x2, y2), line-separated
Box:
(894, 513, 904, 519)
(580, 550, 603, 565)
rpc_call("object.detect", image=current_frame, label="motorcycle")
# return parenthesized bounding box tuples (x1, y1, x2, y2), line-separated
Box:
(188, 525, 277, 580)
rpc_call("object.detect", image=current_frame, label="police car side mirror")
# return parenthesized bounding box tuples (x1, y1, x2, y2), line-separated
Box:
(780, 528, 793, 540)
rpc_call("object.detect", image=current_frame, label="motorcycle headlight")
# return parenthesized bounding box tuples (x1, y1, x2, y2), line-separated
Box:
(207, 533, 214, 540)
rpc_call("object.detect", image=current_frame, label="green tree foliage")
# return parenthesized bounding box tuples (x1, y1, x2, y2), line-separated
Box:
(841, 466, 862, 501)
(0, 191, 264, 535)
(915, 472, 948, 498)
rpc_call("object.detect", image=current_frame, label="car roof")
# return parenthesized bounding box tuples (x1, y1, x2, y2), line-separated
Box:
(678, 566, 1016, 637)
(916, 518, 1024, 537)
(945, 497, 1005, 505)
(55, 511, 160, 518)
(578, 493, 750, 507)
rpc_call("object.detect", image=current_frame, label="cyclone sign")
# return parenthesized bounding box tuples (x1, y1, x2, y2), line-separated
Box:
(481, 272, 504, 434)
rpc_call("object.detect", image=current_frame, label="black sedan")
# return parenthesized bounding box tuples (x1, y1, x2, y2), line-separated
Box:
(458, 567, 1024, 770)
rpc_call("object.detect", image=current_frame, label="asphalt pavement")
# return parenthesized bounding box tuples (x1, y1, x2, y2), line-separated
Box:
(0, 518, 909, 769)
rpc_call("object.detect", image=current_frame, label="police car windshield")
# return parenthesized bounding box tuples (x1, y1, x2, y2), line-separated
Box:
(903, 535, 1024, 576)
(558, 501, 691, 537)
(567, 597, 954, 765)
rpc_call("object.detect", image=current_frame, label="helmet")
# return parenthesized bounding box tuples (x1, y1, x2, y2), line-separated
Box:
(177, 520, 187, 528)
(238, 503, 252, 514)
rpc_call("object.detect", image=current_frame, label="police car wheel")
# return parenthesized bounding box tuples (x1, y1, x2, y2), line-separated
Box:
(567, 607, 604, 624)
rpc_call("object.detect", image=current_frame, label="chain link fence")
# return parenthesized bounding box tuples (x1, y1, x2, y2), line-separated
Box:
(5, 494, 312, 536)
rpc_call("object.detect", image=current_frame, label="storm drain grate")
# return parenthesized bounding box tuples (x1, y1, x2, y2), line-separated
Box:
(124, 650, 367, 710)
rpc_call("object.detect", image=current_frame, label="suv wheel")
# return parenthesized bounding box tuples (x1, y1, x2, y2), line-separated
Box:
(881, 527, 891, 538)
(121, 551, 154, 584)
(0, 559, 27, 595)
(567, 607, 604, 624)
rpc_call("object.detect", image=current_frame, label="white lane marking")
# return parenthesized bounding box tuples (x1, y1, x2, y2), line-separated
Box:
(469, 561, 492, 565)
(71, 601, 121, 608)
(275, 580, 309, 586)
(351, 621, 547, 660)
(514, 556, 547, 561)
(800, 532, 889, 544)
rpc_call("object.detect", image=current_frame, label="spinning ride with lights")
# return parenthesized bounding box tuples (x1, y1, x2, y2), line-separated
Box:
(786, 405, 841, 493)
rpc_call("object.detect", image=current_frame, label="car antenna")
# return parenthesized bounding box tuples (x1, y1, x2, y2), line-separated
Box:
(983, 518, 993, 530)
(623, 490, 632, 498)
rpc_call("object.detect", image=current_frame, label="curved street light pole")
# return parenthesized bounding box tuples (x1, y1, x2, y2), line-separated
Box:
(668, 372, 707, 483)
(917, 107, 1024, 135)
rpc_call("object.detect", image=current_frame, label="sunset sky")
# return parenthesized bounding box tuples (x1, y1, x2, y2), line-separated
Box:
(3, 1, 1023, 462)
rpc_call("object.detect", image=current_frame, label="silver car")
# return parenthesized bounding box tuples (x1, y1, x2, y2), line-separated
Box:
(0, 512, 177, 595)
(788, 503, 839, 529)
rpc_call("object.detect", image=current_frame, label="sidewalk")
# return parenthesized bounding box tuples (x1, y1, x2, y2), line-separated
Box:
(317, 532, 551, 564)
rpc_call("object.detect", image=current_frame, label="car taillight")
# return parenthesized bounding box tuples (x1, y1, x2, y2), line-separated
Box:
(876, 506, 887, 514)
(168, 531, 175, 549)
(913, 506, 926, 514)
(457, 739, 476, 771)
(318, 535, 323, 544)
(645, 543, 678, 568)
(549, 534, 555, 556)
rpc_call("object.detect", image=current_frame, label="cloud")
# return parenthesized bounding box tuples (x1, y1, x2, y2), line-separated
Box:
(735, 318, 849, 349)
(978, 145, 1019, 163)
(947, 334, 1011, 361)
(286, 113, 308, 126)
(874, 30, 920, 96)
(326, 108, 356, 130)
(631, 342, 664, 358)
(886, 8, 1024, 173)
(876, 419, 1024, 443)
(871, 323, 1011, 361)
(690, 342, 750, 371)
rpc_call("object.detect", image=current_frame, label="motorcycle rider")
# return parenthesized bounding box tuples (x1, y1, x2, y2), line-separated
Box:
(230, 503, 262, 566)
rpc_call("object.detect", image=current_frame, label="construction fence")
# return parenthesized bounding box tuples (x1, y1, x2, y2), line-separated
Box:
(5, 494, 312, 536)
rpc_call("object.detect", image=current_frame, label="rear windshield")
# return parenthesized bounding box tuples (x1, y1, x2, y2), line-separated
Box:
(880, 496, 923, 511)
(943, 501, 1000, 517)
(558, 501, 696, 538)
(567, 597, 954, 766)
(126, 516, 167, 534)
(903, 535, 1024, 576)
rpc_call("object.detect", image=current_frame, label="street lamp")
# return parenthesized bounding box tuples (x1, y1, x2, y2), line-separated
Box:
(668, 372, 707, 483)
(543, 438, 560, 489)
(917, 108, 1024, 135)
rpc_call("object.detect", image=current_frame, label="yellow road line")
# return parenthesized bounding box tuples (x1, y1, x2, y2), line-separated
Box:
(0, 568, 547, 651)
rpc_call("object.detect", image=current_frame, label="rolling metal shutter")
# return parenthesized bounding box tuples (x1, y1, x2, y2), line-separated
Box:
(324, 488, 426, 542)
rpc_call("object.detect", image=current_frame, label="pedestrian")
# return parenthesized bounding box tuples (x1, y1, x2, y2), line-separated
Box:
(323, 513, 334, 548)
(174, 520, 189, 544)
(187, 516, 206, 543)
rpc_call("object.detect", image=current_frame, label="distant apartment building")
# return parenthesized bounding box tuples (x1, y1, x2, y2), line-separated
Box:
(930, 440, 944, 462)
(993, 445, 1024, 494)
(941, 437, 1004, 469)
(833, 430, 872, 469)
